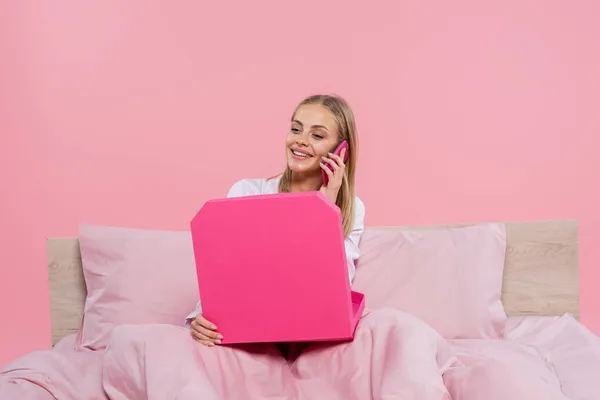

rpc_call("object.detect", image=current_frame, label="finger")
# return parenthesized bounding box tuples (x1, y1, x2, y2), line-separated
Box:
(192, 334, 215, 347)
(327, 152, 345, 167)
(190, 328, 208, 342)
(320, 161, 335, 178)
(197, 325, 223, 341)
(191, 327, 222, 344)
(197, 315, 217, 330)
(321, 157, 340, 170)
(192, 318, 210, 329)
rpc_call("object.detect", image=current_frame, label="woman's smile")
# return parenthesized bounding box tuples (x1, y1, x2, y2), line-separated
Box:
(290, 148, 314, 160)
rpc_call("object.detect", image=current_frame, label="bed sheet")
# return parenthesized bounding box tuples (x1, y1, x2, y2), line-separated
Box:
(445, 314, 600, 400)
(0, 334, 106, 399)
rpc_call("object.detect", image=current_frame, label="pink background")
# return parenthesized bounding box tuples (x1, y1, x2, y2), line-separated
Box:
(1, 1, 599, 367)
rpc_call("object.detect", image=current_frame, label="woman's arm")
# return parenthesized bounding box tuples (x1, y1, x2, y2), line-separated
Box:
(344, 197, 366, 284)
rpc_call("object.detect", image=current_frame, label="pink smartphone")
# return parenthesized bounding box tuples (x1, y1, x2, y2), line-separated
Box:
(322, 140, 349, 186)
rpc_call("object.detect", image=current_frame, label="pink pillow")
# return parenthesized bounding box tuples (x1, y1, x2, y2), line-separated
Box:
(352, 223, 507, 339)
(77, 225, 199, 350)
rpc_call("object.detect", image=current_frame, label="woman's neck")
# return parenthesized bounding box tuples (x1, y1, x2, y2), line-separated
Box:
(289, 171, 322, 192)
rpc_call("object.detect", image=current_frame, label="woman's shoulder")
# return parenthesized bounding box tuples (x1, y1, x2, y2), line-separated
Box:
(353, 195, 365, 219)
(227, 177, 280, 198)
(354, 195, 364, 208)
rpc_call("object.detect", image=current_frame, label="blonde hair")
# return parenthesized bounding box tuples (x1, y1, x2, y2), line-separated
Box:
(276, 94, 358, 237)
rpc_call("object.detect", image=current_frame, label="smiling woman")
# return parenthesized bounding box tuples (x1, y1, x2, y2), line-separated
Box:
(280, 94, 359, 237)
(184, 94, 366, 348)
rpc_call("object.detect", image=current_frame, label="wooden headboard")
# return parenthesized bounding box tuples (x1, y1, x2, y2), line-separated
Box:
(47, 220, 579, 346)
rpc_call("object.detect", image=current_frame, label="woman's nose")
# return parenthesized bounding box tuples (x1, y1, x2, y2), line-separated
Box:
(296, 136, 308, 146)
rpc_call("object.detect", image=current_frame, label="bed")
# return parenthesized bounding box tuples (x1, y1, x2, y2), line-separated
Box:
(49, 219, 579, 345)
(2, 219, 599, 400)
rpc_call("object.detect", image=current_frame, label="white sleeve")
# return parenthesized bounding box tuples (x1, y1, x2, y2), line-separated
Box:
(345, 197, 365, 285)
(184, 180, 257, 328)
(184, 302, 202, 330)
(226, 180, 252, 198)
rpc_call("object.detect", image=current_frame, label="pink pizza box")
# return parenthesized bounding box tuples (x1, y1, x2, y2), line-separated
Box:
(190, 191, 365, 344)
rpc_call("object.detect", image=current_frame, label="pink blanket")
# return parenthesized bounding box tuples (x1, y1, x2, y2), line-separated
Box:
(0, 334, 105, 399)
(102, 309, 456, 399)
(1, 313, 599, 399)
(444, 314, 600, 400)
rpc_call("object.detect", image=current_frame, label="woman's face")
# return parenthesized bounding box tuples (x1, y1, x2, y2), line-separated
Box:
(286, 104, 339, 174)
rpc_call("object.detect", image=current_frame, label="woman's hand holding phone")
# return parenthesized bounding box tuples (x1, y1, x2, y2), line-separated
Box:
(190, 314, 223, 346)
(320, 146, 347, 204)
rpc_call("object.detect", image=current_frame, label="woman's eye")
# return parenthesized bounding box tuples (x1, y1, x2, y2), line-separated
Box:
(291, 128, 300, 133)
(312, 134, 324, 139)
